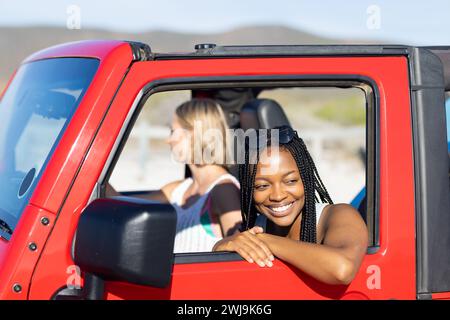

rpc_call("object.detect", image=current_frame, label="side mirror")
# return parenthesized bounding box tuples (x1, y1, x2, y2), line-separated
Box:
(74, 197, 177, 290)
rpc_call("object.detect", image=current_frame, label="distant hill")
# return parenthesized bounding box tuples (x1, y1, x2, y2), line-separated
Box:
(0, 24, 378, 90)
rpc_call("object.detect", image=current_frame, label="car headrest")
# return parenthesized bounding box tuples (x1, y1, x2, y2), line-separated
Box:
(240, 99, 291, 130)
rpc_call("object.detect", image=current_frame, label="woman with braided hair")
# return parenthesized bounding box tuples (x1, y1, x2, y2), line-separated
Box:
(213, 125, 368, 285)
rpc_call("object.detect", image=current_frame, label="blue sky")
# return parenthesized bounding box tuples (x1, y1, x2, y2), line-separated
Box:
(0, 0, 449, 45)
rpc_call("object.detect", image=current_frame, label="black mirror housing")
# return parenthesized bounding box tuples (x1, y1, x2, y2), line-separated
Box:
(74, 197, 177, 288)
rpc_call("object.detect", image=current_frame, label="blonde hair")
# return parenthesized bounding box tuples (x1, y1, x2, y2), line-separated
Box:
(175, 98, 229, 166)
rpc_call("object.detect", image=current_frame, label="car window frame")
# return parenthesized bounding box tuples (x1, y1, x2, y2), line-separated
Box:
(95, 75, 380, 263)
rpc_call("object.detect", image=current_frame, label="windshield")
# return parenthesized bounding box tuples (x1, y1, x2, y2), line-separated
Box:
(0, 58, 99, 240)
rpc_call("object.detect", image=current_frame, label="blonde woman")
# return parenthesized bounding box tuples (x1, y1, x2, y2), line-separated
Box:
(107, 98, 242, 253)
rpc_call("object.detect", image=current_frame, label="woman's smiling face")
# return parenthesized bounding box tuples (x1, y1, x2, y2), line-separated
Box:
(253, 147, 305, 227)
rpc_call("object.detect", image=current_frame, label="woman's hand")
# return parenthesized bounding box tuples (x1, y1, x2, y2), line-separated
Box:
(213, 226, 275, 267)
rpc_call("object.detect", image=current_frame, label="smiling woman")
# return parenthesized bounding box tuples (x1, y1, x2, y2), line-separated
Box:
(213, 125, 368, 285)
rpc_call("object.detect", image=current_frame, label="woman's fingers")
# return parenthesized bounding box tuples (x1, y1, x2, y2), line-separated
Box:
(236, 247, 254, 264)
(246, 227, 274, 261)
(229, 233, 273, 267)
(222, 229, 274, 267)
(237, 242, 269, 267)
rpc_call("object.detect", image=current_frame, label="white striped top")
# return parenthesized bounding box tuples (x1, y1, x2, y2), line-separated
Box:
(171, 173, 240, 253)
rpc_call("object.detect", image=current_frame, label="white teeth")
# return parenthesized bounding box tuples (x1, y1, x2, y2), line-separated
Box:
(270, 203, 293, 212)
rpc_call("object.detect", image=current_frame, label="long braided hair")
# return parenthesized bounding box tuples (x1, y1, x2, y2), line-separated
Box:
(238, 126, 333, 243)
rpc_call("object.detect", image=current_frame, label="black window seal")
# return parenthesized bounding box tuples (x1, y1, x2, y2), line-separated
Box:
(151, 45, 411, 61)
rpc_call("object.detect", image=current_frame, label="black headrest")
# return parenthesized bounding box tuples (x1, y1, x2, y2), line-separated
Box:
(240, 99, 290, 130)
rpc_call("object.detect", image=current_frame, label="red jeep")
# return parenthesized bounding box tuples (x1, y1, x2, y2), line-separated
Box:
(0, 40, 449, 300)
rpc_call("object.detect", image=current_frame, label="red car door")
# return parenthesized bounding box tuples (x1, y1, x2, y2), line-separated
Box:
(34, 54, 416, 300)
